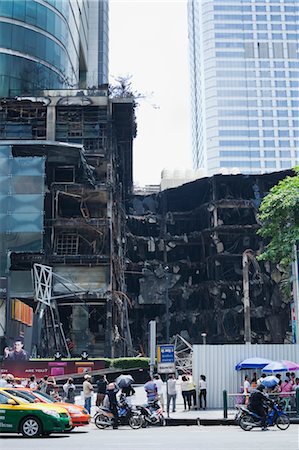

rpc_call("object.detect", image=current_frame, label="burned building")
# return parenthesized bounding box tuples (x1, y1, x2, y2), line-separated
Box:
(125, 172, 293, 351)
(0, 89, 135, 358)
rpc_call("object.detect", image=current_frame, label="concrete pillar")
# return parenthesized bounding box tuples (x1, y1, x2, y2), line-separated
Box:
(46, 105, 56, 141)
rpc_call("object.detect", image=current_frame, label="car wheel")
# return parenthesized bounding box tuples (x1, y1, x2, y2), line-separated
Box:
(20, 416, 42, 437)
(276, 414, 290, 430)
(239, 414, 254, 431)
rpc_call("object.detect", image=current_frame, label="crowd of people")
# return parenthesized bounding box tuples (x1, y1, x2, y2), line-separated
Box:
(242, 371, 299, 408)
(0, 371, 208, 417)
(143, 373, 207, 412)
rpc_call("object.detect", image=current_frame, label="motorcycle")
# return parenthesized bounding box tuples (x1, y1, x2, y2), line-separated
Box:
(136, 400, 165, 427)
(94, 394, 143, 429)
(239, 401, 290, 431)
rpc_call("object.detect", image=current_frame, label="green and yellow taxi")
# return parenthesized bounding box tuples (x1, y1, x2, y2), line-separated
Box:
(0, 388, 72, 437)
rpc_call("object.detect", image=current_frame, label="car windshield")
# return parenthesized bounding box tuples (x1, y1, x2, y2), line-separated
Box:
(5, 391, 31, 404)
(32, 390, 55, 403)
(14, 390, 38, 402)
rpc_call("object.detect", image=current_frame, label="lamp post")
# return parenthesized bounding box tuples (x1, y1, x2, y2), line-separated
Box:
(201, 332, 207, 345)
(164, 266, 170, 343)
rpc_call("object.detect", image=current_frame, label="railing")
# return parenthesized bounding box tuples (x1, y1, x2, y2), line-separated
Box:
(223, 390, 299, 419)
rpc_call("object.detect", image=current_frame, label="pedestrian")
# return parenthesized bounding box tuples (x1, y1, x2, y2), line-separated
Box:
(187, 377, 197, 409)
(63, 378, 76, 403)
(257, 373, 266, 386)
(39, 375, 49, 393)
(243, 375, 251, 405)
(181, 375, 191, 411)
(153, 374, 165, 411)
(144, 376, 158, 403)
(120, 384, 135, 406)
(28, 375, 37, 389)
(46, 376, 56, 397)
(83, 374, 93, 414)
(251, 372, 257, 390)
(199, 374, 207, 410)
(166, 374, 177, 413)
(106, 382, 119, 429)
(0, 374, 8, 387)
(96, 374, 108, 407)
(5, 374, 16, 387)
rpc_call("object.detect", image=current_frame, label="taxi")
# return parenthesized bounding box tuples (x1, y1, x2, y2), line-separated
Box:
(3, 387, 90, 428)
(0, 389, 72, 437)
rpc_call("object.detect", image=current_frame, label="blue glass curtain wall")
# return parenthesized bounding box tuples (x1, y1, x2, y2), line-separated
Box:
(0, 145, 45, 276)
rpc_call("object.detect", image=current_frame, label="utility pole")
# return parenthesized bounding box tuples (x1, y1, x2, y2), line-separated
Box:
(242, 250, 252, 343)
(149, 320, 156, 378)
(165, 267, 170, 343)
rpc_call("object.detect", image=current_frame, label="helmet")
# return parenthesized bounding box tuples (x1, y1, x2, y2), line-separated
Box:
(257, 384, 266, 391)
(84, 374, 91, 379)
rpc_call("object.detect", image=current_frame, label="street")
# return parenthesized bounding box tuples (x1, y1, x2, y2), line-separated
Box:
(0, 424, 298, 450)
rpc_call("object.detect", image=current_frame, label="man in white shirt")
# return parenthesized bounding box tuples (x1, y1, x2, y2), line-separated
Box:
(166, 374, 177, 413)
(153, 374, 165, 411)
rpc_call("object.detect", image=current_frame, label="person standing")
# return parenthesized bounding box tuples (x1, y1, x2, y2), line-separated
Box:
(167, 374, 177, 413)
(83, 374, 93, 414)
(106, 382, 119, 429)
(46, 376, 57, 397)
(153, 374, 165, 411)
(144, 376, 158, 403)
(63, 378, 76, 403)
(199, 374, 207, 410)
(28, 375, 38, 389)
(243, 375, 251, 405)
(96, 374, 108, 407)
(181, 375, 191, 411)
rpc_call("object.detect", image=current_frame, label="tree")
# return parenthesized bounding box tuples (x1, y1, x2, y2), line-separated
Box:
(257, 167, 299, 269)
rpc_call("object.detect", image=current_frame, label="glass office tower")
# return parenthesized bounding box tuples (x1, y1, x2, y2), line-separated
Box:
(188, 0, 299, 175)
(0, 0, 109, 96)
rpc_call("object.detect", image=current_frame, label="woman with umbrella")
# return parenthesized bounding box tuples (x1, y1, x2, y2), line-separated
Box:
(115, 374, 135, 406)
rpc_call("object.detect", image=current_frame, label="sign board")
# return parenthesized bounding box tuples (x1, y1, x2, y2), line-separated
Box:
(157, 362, 176, 374)
(157, 344, 175, 374)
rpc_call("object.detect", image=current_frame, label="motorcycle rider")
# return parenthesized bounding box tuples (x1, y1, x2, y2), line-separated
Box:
(106, 382, 119, 429)
(248, 384, 273, 430)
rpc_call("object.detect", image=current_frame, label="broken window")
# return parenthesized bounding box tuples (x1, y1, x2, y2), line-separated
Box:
(55, 234, 79, 255)
(53, 166, 75, 183)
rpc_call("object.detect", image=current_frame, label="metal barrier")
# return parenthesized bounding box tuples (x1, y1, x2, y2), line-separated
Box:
(223, 390, 299, 419)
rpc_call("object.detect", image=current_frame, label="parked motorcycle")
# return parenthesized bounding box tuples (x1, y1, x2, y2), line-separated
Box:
(94, 395, 143, 429)
(136, 400, 165, 427)
(238, 401, 290, 431)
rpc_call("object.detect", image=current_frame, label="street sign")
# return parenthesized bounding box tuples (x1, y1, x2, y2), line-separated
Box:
(157, 344, 175, 374)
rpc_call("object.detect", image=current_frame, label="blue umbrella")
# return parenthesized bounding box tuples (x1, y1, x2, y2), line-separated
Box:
(261, 376, 279, 388)
(235, 357, 274, 371)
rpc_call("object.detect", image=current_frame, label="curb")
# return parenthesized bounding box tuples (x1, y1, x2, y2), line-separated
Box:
(165, 417, 299, 427)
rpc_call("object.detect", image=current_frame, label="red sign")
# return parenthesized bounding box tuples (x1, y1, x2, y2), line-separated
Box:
(0, 359, 106, 379)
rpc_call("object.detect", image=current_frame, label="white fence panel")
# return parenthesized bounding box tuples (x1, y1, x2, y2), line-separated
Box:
(192, 343, 299, 408)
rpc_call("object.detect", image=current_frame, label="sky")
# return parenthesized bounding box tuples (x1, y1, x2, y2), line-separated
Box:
(109, 0, 192, 186)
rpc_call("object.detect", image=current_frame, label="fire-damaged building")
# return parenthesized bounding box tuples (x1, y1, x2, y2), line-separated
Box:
(0, 89, 136, 358)
(125, 171, 293, 352)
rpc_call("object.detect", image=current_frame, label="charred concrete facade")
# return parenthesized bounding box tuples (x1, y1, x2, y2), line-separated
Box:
(0, 89, 135, 358)
(126, 172, 293, 352)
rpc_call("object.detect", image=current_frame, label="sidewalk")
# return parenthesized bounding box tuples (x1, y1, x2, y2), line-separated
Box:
(76, 384, 299, 426)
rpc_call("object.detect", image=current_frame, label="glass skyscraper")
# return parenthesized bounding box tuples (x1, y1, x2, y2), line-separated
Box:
(188, 0, 299, 175)
(0, 0, 109, 97)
